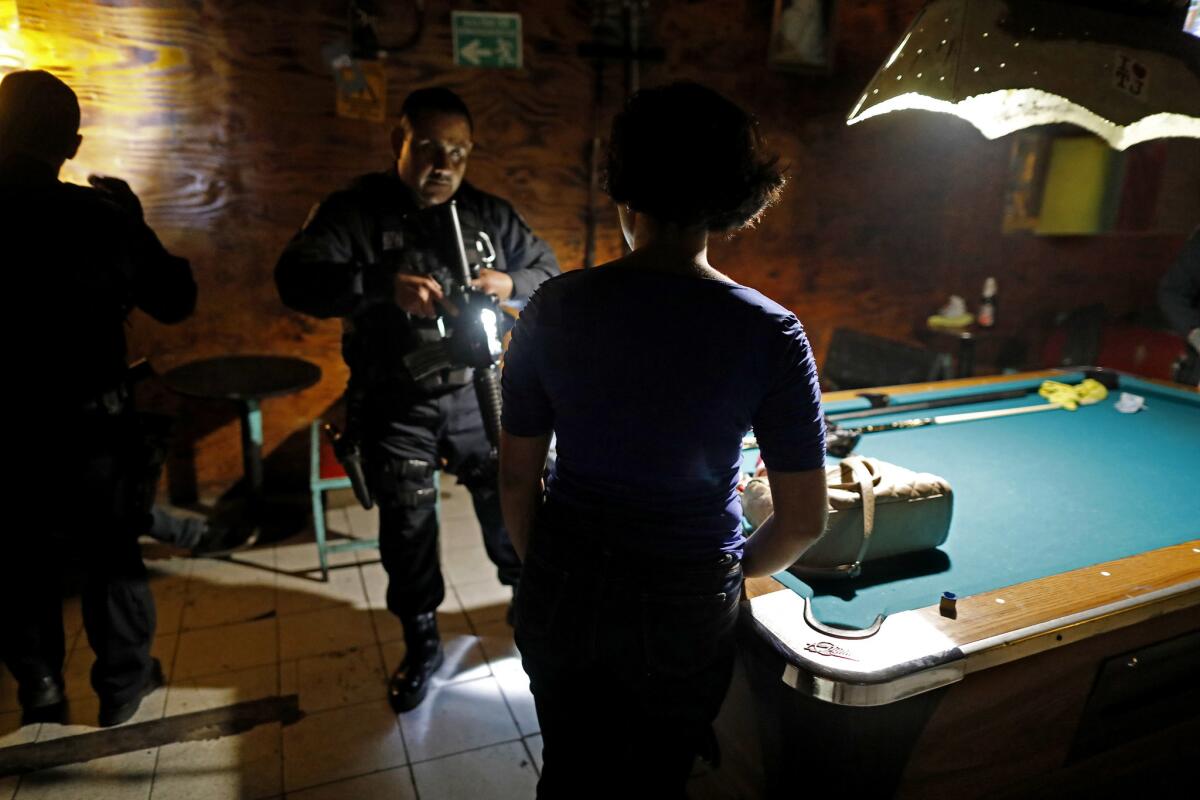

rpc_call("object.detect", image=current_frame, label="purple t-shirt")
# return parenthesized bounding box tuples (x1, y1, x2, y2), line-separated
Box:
(501, 266, 825, 559)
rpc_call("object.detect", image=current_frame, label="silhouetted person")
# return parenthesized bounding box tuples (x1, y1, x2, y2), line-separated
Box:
(500, 82, 829, 799)
(0, 70, 196, 726)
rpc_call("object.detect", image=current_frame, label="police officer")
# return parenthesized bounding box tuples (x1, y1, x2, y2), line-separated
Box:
(0, 70, 197, 726)
(275, 87, 559, 712)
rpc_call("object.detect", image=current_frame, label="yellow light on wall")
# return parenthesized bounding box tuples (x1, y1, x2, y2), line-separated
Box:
(847, 0, 1200, 151)
(0, 0, 203, 223)
(1, 0, 26, 72)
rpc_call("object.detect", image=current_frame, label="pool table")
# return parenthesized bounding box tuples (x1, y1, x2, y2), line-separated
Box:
(724, 369, 1200, 799)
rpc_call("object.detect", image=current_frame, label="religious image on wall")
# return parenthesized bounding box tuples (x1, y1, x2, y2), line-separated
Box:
(768, 0, 838, 73)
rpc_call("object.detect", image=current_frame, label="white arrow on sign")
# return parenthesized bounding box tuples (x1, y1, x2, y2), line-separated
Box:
(460, 39, 494, 66)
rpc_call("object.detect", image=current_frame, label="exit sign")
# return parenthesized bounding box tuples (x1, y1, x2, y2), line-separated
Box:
(452, 11, 522, 69)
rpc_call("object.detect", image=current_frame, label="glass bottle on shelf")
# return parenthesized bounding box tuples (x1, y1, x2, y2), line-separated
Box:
(978, 276, 997, 328)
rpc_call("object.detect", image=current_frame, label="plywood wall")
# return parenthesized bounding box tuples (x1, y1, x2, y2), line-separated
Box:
(8, 0, 1196, 493)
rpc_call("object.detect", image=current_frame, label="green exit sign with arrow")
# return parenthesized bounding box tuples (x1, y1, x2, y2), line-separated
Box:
(452, 11, 523, 69)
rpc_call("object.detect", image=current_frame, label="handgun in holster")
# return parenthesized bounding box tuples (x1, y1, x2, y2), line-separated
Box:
(322, 420, 374, 510)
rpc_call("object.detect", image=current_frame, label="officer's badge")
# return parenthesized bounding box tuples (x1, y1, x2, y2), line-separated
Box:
(382, 230, 405, 251)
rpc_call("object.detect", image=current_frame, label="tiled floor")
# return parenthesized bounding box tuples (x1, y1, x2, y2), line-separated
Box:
(0, 483, 743, 799)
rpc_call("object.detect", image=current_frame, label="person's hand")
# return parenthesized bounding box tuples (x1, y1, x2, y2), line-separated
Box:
(470, 268, 514, 301)
(393, 272, 444, 318)
(88, 175, 144, 220)
(1188, 327, 1200, 354)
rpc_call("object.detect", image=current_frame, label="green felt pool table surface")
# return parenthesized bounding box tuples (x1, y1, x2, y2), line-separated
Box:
(746, 369, 1200, 631)
(726, 370, 1200, 798)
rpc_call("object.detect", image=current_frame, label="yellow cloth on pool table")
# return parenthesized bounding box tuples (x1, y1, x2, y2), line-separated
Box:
(1038, 378, 1108, 410)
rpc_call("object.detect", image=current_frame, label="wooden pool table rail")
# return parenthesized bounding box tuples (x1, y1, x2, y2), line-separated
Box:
(820, 368, 1199, 405)
(743, 540, 1200, 705)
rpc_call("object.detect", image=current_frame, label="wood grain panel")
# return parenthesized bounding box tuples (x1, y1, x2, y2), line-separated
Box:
(651, 0, 1198, 373)
(7, 0, 1196, 493)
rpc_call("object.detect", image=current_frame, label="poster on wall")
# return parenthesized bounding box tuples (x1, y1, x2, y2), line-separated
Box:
(768, 0, 838, 74)
(1001, 130, 1196, 236)
(1002, 132, 1049, 233)
(331, 56, 387, 123)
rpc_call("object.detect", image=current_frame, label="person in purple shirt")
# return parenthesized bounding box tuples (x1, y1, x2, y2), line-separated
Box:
(499, 82, 829, 799)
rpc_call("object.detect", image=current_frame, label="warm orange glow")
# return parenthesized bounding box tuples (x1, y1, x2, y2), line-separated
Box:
(0, 1, 189, 192)
(0, 1, 24, 72)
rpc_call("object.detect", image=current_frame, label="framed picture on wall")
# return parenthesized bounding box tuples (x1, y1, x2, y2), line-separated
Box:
(769, 0, 838, 74)
(1000, 128, 1199, 236)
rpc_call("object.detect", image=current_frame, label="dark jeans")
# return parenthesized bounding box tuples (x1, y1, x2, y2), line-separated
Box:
(1, 413, 157, 706)
(515, 501, 743, 800)
(367, 384, 521, 620)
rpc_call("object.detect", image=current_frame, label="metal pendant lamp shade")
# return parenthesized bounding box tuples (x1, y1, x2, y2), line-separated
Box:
(846, 0, 1200, 150)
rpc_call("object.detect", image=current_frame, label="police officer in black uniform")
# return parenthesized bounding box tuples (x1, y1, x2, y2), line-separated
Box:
(275, 88, 559, 712)
(0, 70, 197, 726)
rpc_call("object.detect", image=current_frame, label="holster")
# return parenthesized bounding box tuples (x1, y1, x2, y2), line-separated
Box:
(324, 422, 374, 509)
(325, 383, 375, 509)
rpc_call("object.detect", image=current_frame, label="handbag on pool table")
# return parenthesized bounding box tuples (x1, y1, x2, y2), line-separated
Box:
(740, 456, 953, 579)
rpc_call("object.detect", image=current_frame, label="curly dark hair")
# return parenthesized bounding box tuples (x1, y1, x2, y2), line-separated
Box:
(604, 82, 786, 233)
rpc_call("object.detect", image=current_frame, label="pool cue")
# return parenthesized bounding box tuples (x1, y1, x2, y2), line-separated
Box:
(849, 400, 1079, 433)
(826, 368, 1120, 424)
(746, 397, 1085, 452)
(826, 386, 1031, 423)
(746, 372, 1119, 455)
(825, 396, 1103, 456)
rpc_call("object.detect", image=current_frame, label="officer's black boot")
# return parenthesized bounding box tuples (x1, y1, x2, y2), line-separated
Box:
(388, 612, 444, 712)
(19, 674, 67, 725)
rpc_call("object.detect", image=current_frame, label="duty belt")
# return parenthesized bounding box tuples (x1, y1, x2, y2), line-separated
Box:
(396, 459, 435, 479)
